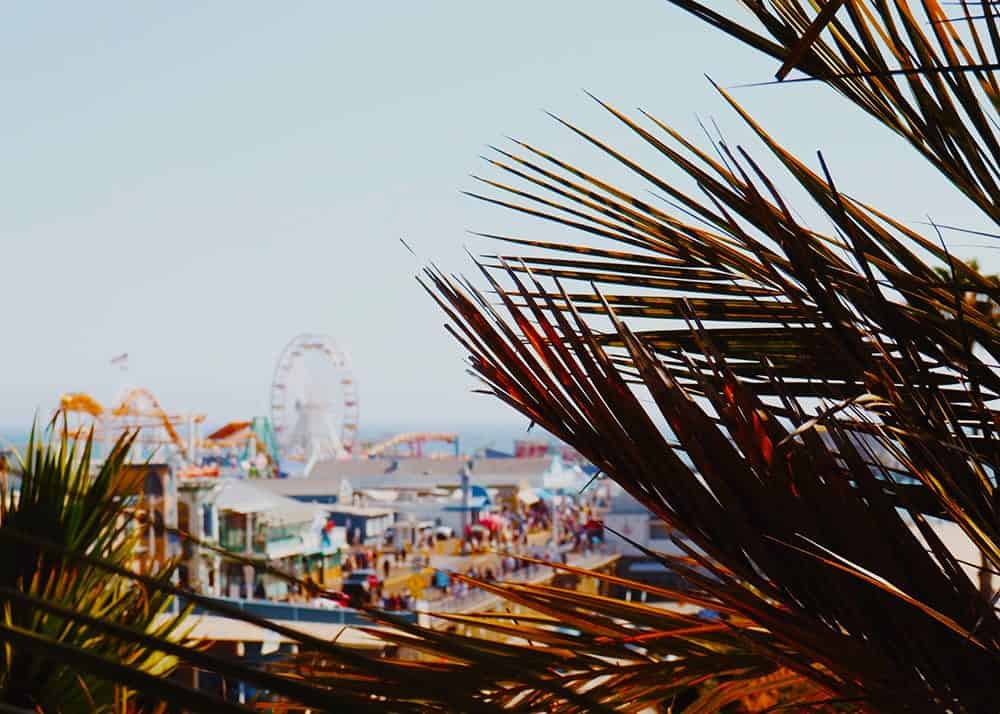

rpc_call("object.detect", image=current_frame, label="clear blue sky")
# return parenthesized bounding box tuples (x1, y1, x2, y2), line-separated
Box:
(2, 1, 993, 430)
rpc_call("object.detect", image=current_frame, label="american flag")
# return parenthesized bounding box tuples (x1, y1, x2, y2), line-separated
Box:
(110, 353, 128, 372)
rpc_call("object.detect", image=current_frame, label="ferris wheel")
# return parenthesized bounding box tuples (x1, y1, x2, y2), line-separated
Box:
(269, 334, 359, 471)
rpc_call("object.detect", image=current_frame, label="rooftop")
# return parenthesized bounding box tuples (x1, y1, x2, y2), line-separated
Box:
(255, 456, 558, 499)
(214, 478, 322, 525)
(311, 455, 553, 482)
(320, 504, 395, 518)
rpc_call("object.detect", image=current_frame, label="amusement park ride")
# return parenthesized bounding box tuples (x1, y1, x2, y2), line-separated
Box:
(57, 333, 460, 478)
(59, 387, 204, 462)
(269, 333, 359, 475)
(361, 432, 460, 458)
(58, 388, 233, 478)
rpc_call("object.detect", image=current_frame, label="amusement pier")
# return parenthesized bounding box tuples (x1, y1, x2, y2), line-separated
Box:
(50, 333, 682, 701)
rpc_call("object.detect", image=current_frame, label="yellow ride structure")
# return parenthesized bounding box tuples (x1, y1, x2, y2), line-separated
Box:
(58, 388, 205, 463)
(58, 389, 278, 478)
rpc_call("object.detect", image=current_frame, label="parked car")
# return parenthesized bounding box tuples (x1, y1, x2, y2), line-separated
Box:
(435, 525, 455, 540)
(311, 596, 346, 610)
(342, 569, 382, 608)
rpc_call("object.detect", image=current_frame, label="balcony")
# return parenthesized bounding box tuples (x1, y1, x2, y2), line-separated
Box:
(220, 528, 248, 553)
(219, 527, 305, 558)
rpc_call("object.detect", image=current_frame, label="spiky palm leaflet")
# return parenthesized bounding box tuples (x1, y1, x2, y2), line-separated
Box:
(423, 1, 1000, 710)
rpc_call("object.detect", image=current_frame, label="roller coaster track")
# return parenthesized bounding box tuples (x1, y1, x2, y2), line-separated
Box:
(362, 431, 458, 458)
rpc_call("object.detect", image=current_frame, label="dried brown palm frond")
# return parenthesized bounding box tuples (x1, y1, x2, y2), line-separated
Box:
(1, 506, 813, 712)
(670, 0, 1000, 220)
(420, 1, 1000, 710)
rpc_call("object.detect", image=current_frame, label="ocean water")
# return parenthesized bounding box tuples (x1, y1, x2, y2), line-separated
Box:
(1, 429, 29, 452)
(0, 422, 559, 458)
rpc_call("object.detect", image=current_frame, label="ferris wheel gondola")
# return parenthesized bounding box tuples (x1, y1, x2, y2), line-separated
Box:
(269, 334, 359, 473)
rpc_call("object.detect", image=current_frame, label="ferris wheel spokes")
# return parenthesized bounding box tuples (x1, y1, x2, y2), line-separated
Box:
(269, 333, 359, 474)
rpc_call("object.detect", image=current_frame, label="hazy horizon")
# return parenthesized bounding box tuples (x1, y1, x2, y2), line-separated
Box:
(0, 420, 554, 456)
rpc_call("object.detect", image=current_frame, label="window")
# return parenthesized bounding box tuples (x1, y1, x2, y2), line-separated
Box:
(202, 505, 215, 540)
(144, 470, 163, 498)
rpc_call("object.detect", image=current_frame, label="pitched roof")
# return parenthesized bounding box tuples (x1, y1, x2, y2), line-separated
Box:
(309, 456, 467, 481)
(214, 478, 321, 525)
(253, 455, 556, 499)
(312, 456, 552, 487)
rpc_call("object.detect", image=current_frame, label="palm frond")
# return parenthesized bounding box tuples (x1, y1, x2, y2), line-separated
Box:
(423, 3, 1000, 709)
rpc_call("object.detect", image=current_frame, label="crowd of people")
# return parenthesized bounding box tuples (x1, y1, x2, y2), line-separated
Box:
(260, 486, 611, 612)
(428, 554, 542, 601)
(379, 589, 415, 611)
(544, 497, 606, 553)
(340, 547, 380, 575)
